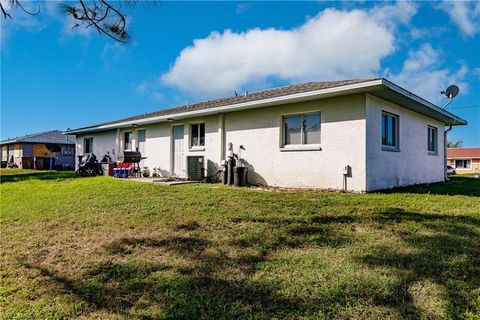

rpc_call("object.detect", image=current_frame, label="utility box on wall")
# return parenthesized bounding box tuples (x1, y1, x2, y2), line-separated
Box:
(187, 156, 204, 180)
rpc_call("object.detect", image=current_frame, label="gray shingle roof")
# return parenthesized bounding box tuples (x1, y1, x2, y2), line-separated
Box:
(0, 130, 76, 145)
(73, 78, 380, 131)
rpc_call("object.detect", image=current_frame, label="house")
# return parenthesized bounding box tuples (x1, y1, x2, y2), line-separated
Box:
(67, 78, 466, 191)
(0, 130, 76, 169)
(447, 148, 480, 174)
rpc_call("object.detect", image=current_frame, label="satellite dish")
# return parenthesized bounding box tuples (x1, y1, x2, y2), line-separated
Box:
(441, 85, 459, 99)
(46, 143, 61, 153)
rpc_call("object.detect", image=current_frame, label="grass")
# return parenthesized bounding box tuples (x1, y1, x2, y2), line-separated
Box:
(0, 169, 479, 319)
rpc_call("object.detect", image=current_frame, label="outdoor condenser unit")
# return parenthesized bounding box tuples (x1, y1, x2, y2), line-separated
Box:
(187, 156, 204, 180)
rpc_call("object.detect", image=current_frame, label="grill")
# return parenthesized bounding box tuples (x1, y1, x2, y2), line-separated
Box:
(115, 151, 147, 178)
(122, 151, 142, 163)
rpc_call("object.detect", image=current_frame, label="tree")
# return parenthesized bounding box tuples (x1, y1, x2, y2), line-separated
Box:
(1, 0, 137, 43)
(447, 140, 463, 148)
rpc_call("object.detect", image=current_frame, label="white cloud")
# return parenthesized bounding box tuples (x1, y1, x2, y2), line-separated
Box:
(439, 1, 480, 37)
(161, 2, 417, 98)
(133, 80, 165, 102)
(135, 82, 149, 94)
(386, 43, 468, 104)
(235, 3, 252, 15)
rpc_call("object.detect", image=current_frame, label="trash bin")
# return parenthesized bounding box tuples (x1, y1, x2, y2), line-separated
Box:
(34, 157, 45, 170)
(227, 157, 236, 185)
(233, 166, 248, 187)
(0, 161, 7, 168)
(21, 157, 32, 169)
(222, 162, 228, 185)
(101, 163, 114, 176)
(44, 157, 55, 170)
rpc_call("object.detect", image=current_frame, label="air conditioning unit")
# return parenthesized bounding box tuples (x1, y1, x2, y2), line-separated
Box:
(187, 156, 204, 180)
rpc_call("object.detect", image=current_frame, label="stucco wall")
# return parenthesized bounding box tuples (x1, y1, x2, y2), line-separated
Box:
(225, 94, 367, 190)
(74, 93, 448, 191)
(75, 130, 117, 168)
(74, 94, 367, 189)
(365, 94, 445, 191)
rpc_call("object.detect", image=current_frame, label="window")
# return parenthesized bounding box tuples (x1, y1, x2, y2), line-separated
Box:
(283, 112, 321, 145)
(190, 123, 205, 147)
(84, 138, 93, 154)
(381, 111, 399, 149)
(61, 145, 75, 156)
(124, 131, 133, 150)
(427, 126, 438, 154)
(455, 159, 471, 169)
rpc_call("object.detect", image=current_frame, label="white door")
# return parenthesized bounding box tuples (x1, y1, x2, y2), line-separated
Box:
(138, 129, 146, 167)
(172, 125, 185, 177)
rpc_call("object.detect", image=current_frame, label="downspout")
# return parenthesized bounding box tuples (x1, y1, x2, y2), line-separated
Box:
(444, 124, 452, 181)
(219, 113, 225, 162)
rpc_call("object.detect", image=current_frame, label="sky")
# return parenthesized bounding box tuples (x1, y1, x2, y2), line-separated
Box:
(1, 1, 479, 146)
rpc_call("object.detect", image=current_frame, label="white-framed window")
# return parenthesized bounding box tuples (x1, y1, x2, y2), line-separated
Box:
(455, 159, 471, 169)
(61, 145, 75, 156)
(381, 111, 399, 150)
(190, 123, 205, 147)
(427, 126, 438, 154)
(283, 112, 321, 146)
(84, 138, 93, 154)
(124, 131, 133, 150)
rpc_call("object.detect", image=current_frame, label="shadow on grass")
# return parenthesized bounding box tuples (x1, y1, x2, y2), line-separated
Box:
(22, 234, 308, 319)
(378, 176, 480, 197)
(359, 207, 480, 318)
(0, 170, 75, 184)
(19, 207, 480, 318)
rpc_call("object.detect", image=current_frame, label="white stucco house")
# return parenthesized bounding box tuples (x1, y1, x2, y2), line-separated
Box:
(67, 78, 466, 191)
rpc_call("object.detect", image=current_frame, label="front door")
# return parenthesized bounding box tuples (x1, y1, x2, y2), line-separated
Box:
(172, 125, 184, 177)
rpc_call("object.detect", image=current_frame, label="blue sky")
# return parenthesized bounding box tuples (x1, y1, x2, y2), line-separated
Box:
(1, 1, 479, 146)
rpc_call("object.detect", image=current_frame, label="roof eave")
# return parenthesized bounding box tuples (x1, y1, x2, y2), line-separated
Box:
(67, 78, 467, 135)
(67, 79, 385, 134)
(378, 79, 467, 126)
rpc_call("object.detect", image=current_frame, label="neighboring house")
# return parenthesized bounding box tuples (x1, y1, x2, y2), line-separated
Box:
(0, 130, 76, 169)
(447, 148, 480, 174)
(67, 78, 466, 191)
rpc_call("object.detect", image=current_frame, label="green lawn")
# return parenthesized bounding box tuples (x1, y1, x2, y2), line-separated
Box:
(1, 169, 479, 319)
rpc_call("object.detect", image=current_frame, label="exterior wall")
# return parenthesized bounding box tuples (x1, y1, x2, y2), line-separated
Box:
(75, 130, 117, 168)
(75, 94, 367, 190)
(74, 92, 451, 191)
(126, 115, 222, 178)
(22, 144, 33, 157)
(5, 144, 22, 166)
(365, 94, 445, 191)
(225, 94, 367, 190)
(448, 158, 480, 174)
(0, 143, 75, 169)
(1, 145, 7, 161)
